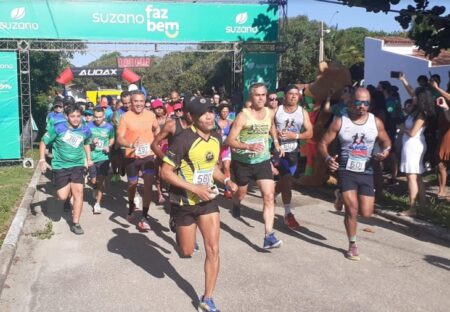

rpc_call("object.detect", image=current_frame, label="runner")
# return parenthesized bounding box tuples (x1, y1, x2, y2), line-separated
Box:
(117, 91, 160, 231)
(226, 82, 284, 249)
(318, 87, 391, 261)
(160, 96, 237, 312)
(215, 102, 233, 199)
(39, 103, 92, 235)
(274, 85, 313, 230)
(87, 107, 115, 214)
(110, 91, 130, 182)
(151, 98, 169, 204)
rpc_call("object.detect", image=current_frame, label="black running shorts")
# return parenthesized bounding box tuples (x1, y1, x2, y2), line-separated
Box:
(338, 170, 374, 197)
(53, 166, 85, 190)
(231, 160, 273, 186)
(171, 201, 219, 227)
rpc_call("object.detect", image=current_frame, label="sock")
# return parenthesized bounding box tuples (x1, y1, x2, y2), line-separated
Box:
(284, 203, 292, 216)
(142, 206, 149, 218)
(349, 236, 357, 244)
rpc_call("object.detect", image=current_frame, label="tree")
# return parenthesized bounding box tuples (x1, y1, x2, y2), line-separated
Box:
(337, 0, 450, 58)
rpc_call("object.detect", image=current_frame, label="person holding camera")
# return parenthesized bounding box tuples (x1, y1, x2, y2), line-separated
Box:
(160, 96, 237, 312)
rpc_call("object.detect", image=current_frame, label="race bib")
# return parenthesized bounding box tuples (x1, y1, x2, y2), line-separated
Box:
(135, 143, 150, 157)
(281, 141, 298, 153)
(241, 138, 265, 156)
(193, 168, 214, 186)
(95, 139, 105, 151)
(346, 157, 366, 173)
(62, 131, 83, 148)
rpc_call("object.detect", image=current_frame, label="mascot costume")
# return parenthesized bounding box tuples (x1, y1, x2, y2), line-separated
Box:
(297, 61, 352, 186)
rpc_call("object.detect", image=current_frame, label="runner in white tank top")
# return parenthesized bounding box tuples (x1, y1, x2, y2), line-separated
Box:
(318, 87, 391, 261)
(274, 85, 313, 230)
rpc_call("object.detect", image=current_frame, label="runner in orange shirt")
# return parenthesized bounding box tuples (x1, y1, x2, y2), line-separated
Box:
(117, 91, 160, 231)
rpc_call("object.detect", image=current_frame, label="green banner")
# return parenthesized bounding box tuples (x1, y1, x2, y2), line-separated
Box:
(0, 1, 278, 42)
(0, 52, 20, 160)
(243, 52, 278, 104)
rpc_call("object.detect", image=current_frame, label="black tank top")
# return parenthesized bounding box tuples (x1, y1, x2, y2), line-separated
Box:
(168, 117, 184, 146)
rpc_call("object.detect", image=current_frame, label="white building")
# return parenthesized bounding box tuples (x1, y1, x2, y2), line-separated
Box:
(364, 37, 450, 104)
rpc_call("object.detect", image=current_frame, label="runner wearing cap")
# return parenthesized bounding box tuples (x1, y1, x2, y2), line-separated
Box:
(274, 85, 313, 230)
(226, 82, 284, 249)
(161, 96, 237, 312)
(87, 107, 115, 214)
(151, 98, 169, 204)
(39, 103, 92, 235)
(117, 91, 160, 232)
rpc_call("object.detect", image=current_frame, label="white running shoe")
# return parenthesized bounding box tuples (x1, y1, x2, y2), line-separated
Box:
(93, 203, 101, 214)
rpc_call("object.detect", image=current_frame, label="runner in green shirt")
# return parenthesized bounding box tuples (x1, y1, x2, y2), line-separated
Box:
(87, 107, 115, 214)
(39, 103, 92, 235)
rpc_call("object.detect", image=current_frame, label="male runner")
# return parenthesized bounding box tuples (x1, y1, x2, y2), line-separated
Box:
(160, 97, 237, 312)
(117, 91, 160, 231)
(318, 87, 391, 260)
(87, 107, 115, 214)
(274, 85, 313, 229)
(110, 91, 130, 182)
(226, 82, 284, 249)
(39, 103, 92, 235)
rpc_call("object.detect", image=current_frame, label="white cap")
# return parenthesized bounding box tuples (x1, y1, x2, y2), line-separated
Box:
(128, 84, 138, 91)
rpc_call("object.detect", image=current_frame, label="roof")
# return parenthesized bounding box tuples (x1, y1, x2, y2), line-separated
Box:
(373, 36, 450, 66)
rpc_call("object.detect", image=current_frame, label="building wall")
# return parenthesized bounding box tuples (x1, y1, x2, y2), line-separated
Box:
(364, 37, 450, 105)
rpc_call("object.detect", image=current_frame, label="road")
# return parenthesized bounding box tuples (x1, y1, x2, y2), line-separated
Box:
(0, 173, 449, 311)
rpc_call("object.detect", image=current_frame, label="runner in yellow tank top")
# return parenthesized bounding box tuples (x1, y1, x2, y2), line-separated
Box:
(226, 82, 285, 249)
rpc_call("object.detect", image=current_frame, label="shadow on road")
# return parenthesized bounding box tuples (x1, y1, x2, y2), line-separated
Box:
(107, 228, 199, 309)
(424, 255, 450, 271)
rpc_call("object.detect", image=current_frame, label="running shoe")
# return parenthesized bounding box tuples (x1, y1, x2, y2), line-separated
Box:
(263, 232, 283, 249)
(93, 203, 101, 214)
(284, 213, 300, 230)
(223, 190, 233, 199)
(198, 296, 220, 312)
(232, 204, 241, 218)
(346, 244, 360, 261)
(334, 189, 344, 212)
(137, 217, 151, 232)
(194, 241, 200, 253)
(70, 223, 84, 235)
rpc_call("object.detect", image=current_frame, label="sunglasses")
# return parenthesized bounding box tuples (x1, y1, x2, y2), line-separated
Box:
(354, 100, 370, 107)
(269, 98, 277, 101)
(174, 109, 183, 112)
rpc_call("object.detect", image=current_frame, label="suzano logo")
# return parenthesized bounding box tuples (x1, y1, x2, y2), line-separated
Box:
(92, 5, 179, 39)
(226, 12, 258, 34)
(11, 7, 26, 20)
(0, 7, 39, 31)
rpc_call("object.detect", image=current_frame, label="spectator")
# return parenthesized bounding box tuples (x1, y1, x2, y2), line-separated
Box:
(435, 96, 450, 199)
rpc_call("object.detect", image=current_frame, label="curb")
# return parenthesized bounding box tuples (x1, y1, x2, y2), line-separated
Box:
(295, 182, 450, 243)
(0, 165, 41, 296)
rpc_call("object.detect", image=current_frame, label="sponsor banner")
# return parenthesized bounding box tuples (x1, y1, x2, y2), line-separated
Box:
(0, 1, 278, 42)
(243, 52, 277, 104)
(0, 52, 20, 160)
(117, 57, 152, 68)
(72, 67, 120, 77)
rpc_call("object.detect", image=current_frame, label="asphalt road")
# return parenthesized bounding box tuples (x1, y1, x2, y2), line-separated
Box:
(1, 173, 449, 312)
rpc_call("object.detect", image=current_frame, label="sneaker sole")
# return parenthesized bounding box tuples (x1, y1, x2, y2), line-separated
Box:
(346, 255, 360, 261)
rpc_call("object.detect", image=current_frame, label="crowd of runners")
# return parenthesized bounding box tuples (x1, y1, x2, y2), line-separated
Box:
(38, 72, 450, 311)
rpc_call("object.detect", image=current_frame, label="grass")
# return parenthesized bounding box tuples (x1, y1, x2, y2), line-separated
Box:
(31, 220, 54, 240)
(0, 149, 37, 246)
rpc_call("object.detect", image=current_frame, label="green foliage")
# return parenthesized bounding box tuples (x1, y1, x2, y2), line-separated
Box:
(31, 220, 54, 240)
(338, 0, 450, 58)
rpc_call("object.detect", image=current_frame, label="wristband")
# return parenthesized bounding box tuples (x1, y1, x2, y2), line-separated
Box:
(273, 139, 279, 144)
(295, 133, 300, 140)
(39, 159, 46, 163)
(382, 146, 391, 153)
(325, 155, 332, 163)
(224, 177, 231, 185)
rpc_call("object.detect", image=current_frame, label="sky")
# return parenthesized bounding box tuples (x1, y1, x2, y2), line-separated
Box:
(71, 0, 449, 66)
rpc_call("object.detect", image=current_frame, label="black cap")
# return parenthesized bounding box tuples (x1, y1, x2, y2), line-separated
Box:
(186, 96, 214, 116)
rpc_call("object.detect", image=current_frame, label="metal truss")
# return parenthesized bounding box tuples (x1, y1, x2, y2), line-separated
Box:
(18, 43, 33, 157)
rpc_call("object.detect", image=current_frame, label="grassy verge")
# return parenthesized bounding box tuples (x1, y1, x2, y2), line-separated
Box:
(0, 150, 37, 246)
